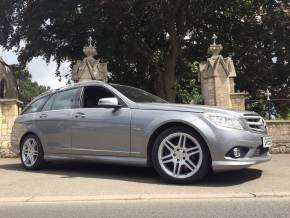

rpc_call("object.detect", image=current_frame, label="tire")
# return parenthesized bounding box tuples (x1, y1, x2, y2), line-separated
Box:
(20, 134, 45, 170)
(152, 126, 211, 184)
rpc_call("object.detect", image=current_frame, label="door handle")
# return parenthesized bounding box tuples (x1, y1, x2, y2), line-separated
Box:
(75, 112, 86, 118)
(39, 114, 47, 118)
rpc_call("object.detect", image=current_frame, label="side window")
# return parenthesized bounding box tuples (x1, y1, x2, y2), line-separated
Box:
(22, 96, 49, 114)
(42, 94, 56, 111)
(82, 86, 115, 108)
(51, 88, 79, 110)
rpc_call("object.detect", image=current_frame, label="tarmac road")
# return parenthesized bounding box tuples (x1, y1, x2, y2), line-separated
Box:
(1, 198, 290, 218)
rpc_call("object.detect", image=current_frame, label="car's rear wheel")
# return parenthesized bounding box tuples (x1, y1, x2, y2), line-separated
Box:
(20, 134, 45, 170)
(152, 127, 211, 184)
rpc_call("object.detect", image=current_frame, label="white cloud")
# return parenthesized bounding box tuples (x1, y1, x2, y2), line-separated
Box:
(27, 57, 70, 89)
(1, 47, 69, 89)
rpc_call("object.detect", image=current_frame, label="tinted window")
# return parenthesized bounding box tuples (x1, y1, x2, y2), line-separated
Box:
(42, 94, 56, 111)
(111, 84, 167, 103)
(51, 88, 79, 110)
(22, 96, 49, 114)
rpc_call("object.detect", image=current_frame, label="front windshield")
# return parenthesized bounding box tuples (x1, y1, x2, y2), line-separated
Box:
(111, 84, 167, 103)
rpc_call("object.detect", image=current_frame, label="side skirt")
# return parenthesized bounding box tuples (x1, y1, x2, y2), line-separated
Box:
(44, 153, 148, 167)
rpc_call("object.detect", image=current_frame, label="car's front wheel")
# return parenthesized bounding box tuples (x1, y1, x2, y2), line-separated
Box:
(20, 134, 45, 170)
(152, 127, 211, 184)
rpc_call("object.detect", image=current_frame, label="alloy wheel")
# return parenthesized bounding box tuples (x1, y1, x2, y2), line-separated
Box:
(21, 137, 39, 167)
(158, 132, 203, 179)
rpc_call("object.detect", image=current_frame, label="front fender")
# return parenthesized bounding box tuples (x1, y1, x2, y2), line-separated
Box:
(130, 109, 216, 158)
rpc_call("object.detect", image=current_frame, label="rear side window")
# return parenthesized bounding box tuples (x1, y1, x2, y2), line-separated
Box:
(22, 96, 49, 114)
(51, 88, 79, 110)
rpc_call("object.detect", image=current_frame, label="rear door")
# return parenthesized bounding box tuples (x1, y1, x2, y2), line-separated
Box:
(36, 88, 81, 154)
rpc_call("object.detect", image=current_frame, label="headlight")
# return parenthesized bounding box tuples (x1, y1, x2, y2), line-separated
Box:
(204, 113, 244, 130)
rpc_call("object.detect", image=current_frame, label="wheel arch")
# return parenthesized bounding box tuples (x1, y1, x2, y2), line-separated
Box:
(19, 131, 41, 150)
(146, 121, 212, 167)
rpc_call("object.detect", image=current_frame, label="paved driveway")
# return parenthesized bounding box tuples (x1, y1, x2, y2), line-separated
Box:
(0, 154, 289, 201)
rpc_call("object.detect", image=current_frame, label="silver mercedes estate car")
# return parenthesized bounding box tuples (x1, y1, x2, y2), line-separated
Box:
(11, 81, 272, 183)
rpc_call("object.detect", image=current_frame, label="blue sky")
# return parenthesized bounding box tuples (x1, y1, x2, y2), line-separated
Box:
(1, 48, 69, 89)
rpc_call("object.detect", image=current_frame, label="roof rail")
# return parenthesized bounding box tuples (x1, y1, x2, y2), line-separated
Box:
(38, 80, 106, 97)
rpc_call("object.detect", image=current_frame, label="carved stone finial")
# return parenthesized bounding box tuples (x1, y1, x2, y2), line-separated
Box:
(212, 34, 217, 45)
(208, 34, 222, 57)
(208, 44, 223, 57)
(83, 37, 97, 57)
(72, 37, 108, 83)
(88, 36, 93, 47)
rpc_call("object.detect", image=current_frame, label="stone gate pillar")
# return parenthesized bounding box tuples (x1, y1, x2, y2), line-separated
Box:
(0, 99, 22, 157)
(198, 35, 246, 109)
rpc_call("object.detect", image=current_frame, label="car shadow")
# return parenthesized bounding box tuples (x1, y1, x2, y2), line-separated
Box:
(0, 160, 262, 187)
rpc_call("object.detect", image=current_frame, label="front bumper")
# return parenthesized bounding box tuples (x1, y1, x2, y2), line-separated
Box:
(212, 155, 271, 172)
(192, 118, 272, 172)
(209, 127, 272, 172)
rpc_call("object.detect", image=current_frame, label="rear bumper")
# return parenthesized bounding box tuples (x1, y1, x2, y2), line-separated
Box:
(212, 154, 271, 172)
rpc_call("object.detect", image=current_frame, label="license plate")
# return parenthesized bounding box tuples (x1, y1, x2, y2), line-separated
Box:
(262, 136, 272, 148)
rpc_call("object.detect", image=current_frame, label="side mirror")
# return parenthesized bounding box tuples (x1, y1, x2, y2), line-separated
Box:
(98, 97, 121, 108)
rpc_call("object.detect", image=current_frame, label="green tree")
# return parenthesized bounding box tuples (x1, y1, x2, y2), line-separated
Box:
(176, 62, 203, 104)
(14, 68, 50, 106)
(0, 0, 289, 108)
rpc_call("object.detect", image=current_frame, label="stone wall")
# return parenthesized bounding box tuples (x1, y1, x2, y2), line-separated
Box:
(0, 99, 21, 157)
(230, 93, 246, 110)
(266, 120, 290, 154)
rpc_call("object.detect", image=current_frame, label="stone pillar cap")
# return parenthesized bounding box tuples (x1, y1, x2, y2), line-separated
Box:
(208, 44, 223, 57)
(0, 98, 23, 104)
(83, 38, 97, 57)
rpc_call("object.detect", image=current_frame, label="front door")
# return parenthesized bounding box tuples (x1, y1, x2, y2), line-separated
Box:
(71, 86, 131, 156)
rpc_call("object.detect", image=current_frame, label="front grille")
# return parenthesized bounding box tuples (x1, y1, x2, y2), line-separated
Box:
(243, 114, 266, 132)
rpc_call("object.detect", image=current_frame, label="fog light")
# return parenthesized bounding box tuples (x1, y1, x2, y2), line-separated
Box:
(233, 147, 241, 158)
(226, 146, 249, 159)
